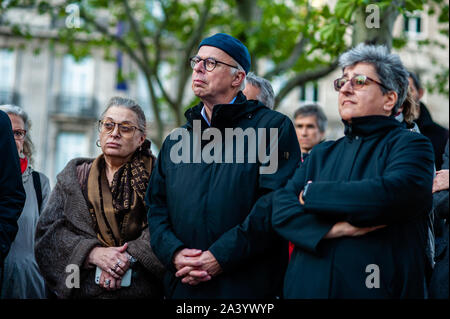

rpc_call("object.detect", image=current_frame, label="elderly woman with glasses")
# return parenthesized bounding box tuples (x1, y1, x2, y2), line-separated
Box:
(272, 44, 435, 298)
(0, 105, 50, 299)
(35, 97, 164, 299)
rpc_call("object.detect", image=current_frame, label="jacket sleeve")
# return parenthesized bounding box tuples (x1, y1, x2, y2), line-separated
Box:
(126, 226, 165, 280)
(303, 133, 435, 227)
(433, 139, 449, 220)
(0, 112, 26, 263)
(208, 117, 302, 272)
(271, 158, 334, 254)
(146, 140, 186, 273)
(34, 180, 102, 298)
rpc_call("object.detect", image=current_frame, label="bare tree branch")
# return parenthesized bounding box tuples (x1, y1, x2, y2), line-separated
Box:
(121, 0, 151, 67)
(263, 4, 312, 80)
(152, 0, 178, 109)
(78, 6, 147, 73)
(274, 60, 339, 108)
(264, 37, 309, 80)
(172, 0, 212, 124)
(80, 4, 165, 146)
(123, 0, 177, 110)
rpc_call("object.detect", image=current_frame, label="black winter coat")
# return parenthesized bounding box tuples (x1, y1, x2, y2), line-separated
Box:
(272, 115, 435, 298)
(0, 110, 26, 264)
(147, 92, 300, 298)
(429, 140, 449, 299)
(416, 102, 449, 170)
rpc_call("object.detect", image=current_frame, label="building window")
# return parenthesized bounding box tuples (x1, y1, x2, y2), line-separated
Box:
(58, 55, 96, 116)
(300, 82, 319, 104)
(54, 131, 88, 177)
(404, 13, 422, 38)
(62, 55, 94, 94)
(0, 49, 17, 104)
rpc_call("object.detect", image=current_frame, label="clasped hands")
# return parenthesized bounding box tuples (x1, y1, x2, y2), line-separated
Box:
(433, 169, 449, 193)
(173, 249, 223, 286)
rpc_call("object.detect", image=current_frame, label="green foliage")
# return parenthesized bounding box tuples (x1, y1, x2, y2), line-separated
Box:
(1, 0, 448, 145)
(426, 69, 449, 96)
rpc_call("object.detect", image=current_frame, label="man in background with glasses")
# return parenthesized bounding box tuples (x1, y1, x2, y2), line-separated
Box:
(147, 33, 300, 298)
(0, 110, 26, 292)
(272, 44, 435, 298)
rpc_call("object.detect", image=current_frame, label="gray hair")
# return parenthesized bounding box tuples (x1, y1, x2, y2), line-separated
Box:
(245, 72, 275, 109)
(230, 59, 246, 91)
(338, 43, 409, 114)
(0, 104, 35, 161)
(293, 104, 328, 133)
(101, 96, 146, 132)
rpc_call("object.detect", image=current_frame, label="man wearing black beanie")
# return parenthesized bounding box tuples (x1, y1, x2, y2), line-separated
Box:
(147, 33, 300, 298)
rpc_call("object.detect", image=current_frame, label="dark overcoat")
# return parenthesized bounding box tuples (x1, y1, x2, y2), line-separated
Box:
(416, 102, 449, 170)
(147, 92, 300, 298)
(429, 140, 449, 299)
(0, 110, 25, 264)
(272, 116, 435, 298)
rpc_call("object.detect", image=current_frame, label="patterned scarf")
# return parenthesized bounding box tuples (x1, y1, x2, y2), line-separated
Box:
(87, 139, 154, 247)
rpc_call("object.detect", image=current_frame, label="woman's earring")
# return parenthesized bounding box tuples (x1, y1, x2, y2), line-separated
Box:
(96, 139, 101, 147)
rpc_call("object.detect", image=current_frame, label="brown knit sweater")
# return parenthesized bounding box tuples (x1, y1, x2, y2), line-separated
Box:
(34, 158, 165, 299)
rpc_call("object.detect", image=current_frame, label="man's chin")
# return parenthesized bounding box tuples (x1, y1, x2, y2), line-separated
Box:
(192, 87, 204, 97)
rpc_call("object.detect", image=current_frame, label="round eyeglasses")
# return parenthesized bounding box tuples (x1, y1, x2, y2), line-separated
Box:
(189, 56, 238, 72)
(13, 129, 26, 140)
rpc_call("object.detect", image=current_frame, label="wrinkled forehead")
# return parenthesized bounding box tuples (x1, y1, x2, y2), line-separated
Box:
(102, 106, 138, 124)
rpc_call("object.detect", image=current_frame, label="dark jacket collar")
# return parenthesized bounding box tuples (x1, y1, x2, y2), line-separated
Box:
(343, 115, 402, 138)
(416, 102, 434, 129)
(184, 91, 265, 129)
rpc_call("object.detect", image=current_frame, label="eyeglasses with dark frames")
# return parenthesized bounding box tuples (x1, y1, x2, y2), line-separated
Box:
(189, 56, 238, 72)
(12, 129, 26, 140)
(98, 120, 143, 137)
(334, 74, 391, 92)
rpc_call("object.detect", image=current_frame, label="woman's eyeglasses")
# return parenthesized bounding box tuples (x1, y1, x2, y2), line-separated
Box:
(98, 120, 143, 137)
(334, 74, 390, 91)
(13, 129, 26, 140)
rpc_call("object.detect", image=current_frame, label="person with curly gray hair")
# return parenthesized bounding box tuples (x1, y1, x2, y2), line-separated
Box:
(272, 43, 435, 298)
(0, 105, 50, 299)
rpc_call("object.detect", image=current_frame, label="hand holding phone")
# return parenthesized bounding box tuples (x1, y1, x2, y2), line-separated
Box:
(95, 266, 132, 287)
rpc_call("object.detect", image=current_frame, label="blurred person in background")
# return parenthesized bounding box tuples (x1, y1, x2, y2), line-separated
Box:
(408, 71, 449, 170)
(293, 104, 327, 163)
(243, 72, 275, 109)
(0, 105, 49, 299)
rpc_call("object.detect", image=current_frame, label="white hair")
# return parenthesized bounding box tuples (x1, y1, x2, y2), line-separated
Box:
(230, 59, 246, 91)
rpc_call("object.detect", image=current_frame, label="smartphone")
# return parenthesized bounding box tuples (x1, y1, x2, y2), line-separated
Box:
(95, 266, 132, 287)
